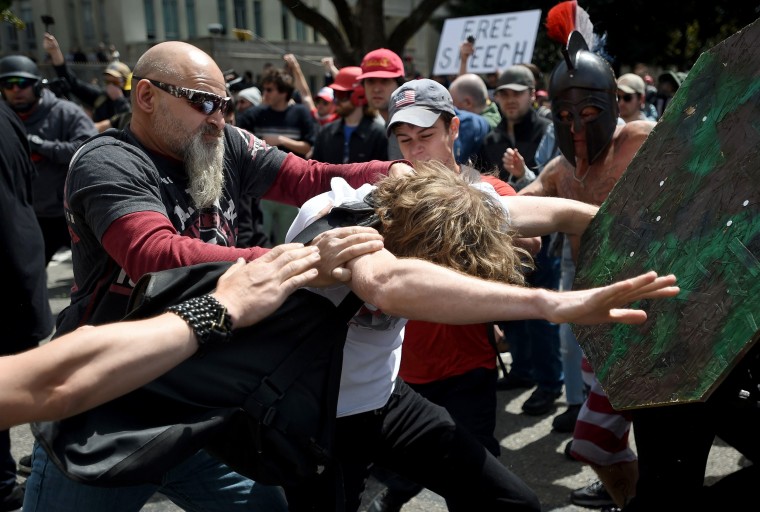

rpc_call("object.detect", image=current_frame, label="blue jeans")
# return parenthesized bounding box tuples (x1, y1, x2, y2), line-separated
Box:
(502, 236, 563, 393)
(23, 443, 287, 512)
(559, 237, 585, 405)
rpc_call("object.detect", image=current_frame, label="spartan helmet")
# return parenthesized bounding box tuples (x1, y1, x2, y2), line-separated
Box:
(548, 31, 618, 165)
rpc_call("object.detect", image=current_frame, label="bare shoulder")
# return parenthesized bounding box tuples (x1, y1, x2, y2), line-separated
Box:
(621, 120, 656, 140)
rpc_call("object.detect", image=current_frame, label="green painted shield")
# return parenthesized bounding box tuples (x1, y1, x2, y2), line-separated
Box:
(573, 18, 760, 410)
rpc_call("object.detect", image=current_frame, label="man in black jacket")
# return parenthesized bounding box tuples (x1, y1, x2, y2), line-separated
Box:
(312, 66, 388, 164)
(0, 100, 53, 512)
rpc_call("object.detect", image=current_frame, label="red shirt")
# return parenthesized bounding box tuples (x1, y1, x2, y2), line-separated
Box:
(399, 174, 515, 383)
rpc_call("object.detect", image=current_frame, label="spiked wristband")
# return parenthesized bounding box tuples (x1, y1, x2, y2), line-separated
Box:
(167, 294, 233, 346)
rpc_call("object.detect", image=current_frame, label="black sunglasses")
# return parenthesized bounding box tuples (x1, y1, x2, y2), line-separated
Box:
(0, 77, 35, 90)
(616, 93, 635, 103)
(133, 76, 232, 116)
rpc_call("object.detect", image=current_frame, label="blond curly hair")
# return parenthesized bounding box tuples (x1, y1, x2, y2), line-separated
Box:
(372, 161, 532, 285)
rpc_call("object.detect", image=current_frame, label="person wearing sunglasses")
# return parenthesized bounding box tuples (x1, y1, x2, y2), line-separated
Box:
(0, 55, 97, 268)
(20, 39, 412, 512)
(616, 73, 656, 124)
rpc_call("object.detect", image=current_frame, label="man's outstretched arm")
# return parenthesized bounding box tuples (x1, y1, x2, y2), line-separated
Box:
(346, 249, 678, 326)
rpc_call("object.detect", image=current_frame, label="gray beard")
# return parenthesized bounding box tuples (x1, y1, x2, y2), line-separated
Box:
(185, 130, 225, 209)
(152, 97, 225, 209)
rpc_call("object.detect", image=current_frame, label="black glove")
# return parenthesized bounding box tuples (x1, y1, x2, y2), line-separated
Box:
(27, 134, 44, 152)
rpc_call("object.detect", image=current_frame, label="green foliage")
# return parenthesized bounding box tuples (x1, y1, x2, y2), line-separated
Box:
(1, 0, 25, 30)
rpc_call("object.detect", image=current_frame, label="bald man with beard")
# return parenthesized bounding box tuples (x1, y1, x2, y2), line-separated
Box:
(22, 41, 412, 512)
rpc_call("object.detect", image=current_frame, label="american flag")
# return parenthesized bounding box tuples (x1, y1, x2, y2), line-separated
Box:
(394, 90, 415, 108)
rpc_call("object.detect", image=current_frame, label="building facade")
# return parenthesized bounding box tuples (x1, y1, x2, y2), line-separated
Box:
(1, 0, 440, 89)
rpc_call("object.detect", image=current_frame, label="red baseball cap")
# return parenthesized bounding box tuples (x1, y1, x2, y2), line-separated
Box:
(357, 48, 404, 80)
(329, 66, 362, 92)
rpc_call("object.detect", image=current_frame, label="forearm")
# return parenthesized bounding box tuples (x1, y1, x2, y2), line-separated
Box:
(1, 314, 197, 429)
(504, 196, 598, 237)
(265, 154, 394, 206)
(278, 137, 312, 157)
(102, 212, 268, 281)
(349, 251, 550, 324)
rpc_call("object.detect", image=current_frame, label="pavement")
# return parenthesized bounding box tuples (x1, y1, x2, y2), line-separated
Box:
(9, 252, 747, 511)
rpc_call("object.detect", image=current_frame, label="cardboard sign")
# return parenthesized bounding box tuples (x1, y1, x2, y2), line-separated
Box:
(432, 10, 541, 76)
(573, 18, 760, 410)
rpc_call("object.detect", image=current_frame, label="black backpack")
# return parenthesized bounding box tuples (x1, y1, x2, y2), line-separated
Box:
(32, 200, 378, 487)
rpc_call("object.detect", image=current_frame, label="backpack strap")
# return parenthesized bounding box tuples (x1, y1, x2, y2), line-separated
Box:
(243, 204, 370, 432)
(486, 322, 510, 378)
(243, 291, 362, 435)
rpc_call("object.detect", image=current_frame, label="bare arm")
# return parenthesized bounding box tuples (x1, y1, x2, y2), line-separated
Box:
(263, 135, 312, 157)
(43, 32, 65, 66)
(504, 196, 598, 237)
(322, 57, 339, 79)
(0, 244, 321, 429)
(458, 40, 474, 76)
(284, 53, 316, 113)
(346, 249, 678, 325)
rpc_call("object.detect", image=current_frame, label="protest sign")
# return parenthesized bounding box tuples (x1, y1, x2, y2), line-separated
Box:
(432, 10, 541, 76)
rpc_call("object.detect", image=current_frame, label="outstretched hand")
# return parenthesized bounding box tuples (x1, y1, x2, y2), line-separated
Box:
(212, 244, 321, 329)
(547, 271, 679, 325)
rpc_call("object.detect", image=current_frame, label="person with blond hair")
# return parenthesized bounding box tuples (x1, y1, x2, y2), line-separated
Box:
(281, 162, 679, 511)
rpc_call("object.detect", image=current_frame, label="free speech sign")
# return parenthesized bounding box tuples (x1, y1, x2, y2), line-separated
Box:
(432, 10, 541, 76)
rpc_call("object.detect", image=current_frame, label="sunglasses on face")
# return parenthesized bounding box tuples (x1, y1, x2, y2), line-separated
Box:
(617, 93, 635, 103)
(0, 77, 35, 90)
(134, 76, 233, 116)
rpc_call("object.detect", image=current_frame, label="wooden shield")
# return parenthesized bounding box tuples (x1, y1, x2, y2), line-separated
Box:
(573, 18, 760, 410)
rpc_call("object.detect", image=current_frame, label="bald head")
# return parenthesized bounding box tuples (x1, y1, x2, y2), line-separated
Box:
(133, 41, 225, 86)
(449, 73, 489, 112)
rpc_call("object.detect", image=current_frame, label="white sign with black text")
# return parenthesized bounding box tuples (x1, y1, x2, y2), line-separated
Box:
(433, 10, 542, 76)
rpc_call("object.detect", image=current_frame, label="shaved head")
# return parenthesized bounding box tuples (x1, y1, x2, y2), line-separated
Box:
(133, 41, 225, 87)
(449, 73, 489, 111)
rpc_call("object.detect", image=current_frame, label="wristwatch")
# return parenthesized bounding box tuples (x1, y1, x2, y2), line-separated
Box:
(167, 294, 233, 346)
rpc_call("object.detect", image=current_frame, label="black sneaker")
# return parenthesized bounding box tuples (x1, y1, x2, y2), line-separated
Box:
(0, 483, 24, 512)
(496, 373, 535, 391)
(16, 454, 31, 477)
(570, 480, 616, 508)
(564, 439, 577, 461)
(521, 388, 562, 415)
(552, 403, 582, 433)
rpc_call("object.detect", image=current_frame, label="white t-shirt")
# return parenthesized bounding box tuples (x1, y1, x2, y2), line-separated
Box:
(285, 177, 509, 417)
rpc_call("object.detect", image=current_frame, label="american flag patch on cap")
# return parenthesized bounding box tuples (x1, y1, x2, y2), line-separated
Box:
(394, 89, 416, 108)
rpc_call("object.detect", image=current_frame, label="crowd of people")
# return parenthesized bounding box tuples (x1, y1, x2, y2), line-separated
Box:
(0, 15, 754, 512)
